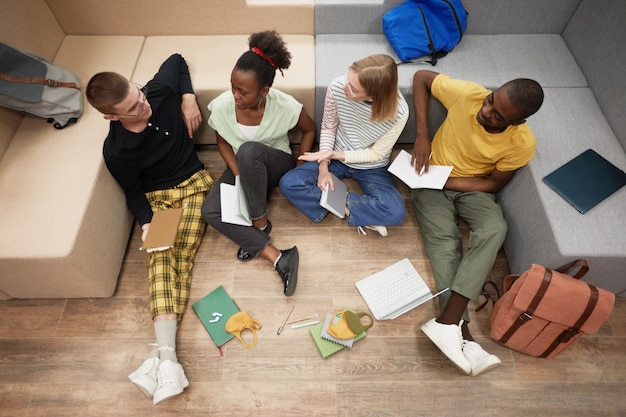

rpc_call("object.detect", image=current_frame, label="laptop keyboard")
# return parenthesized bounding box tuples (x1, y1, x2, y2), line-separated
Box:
(356, 259, 431, 320)
(368, 271, 427, 311)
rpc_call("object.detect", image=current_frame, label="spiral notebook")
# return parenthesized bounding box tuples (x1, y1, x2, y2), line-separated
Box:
(309, 320, 366, 358)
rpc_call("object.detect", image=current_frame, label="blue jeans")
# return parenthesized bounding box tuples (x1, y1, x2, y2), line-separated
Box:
(279, 161, 406, 226)
(201, 142, 295, 258)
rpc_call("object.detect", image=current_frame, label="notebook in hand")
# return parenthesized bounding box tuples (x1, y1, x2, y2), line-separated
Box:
(388, 149, 453, 189)
(220, 175, 252, 226)
(192, 286, 240, 347)
(320, 172, 347, 218)
(542, 149, 626, 214)
(139, 208, 183, 253)
(355, 258, 448, 320)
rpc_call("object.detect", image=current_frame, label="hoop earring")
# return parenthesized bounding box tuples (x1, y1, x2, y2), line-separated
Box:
(257, 95, 266, 114)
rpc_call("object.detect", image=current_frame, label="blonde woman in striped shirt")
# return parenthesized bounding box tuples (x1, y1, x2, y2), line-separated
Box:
(280, 54, 408, 236)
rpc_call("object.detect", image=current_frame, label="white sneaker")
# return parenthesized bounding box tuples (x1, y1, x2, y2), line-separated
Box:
(462, 340, 502, 376)
(357, 225, 389, 237)
(128, 357, 160, 398)
(421, 318, 471, 375)
(153, 360, 190, 405)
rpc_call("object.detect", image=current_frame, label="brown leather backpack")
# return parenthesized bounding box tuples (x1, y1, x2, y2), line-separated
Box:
(489, 260, 615, 358)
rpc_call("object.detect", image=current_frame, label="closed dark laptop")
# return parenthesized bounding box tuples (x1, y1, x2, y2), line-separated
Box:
(542, 149, 626, 213)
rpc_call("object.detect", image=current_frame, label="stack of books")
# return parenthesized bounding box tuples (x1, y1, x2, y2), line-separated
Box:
(309, 312, 367, 358)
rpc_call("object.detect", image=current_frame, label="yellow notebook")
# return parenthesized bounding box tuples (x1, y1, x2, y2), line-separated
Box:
(140, 208, 183, 253)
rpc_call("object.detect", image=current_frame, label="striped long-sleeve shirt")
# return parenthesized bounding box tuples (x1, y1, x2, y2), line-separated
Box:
(319, 75, 409, 170)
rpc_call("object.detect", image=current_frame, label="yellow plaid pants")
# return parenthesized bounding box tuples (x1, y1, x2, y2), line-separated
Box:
(145, 169, 214, 320)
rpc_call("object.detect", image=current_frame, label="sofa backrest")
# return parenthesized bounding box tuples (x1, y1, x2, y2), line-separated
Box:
(0, 0, 66, 161)
(314, 0, 581, 35)
(563, 0, 626, 152)
(44, 0, 313, 36)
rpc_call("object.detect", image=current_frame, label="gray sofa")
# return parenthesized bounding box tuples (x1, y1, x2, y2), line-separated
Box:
(315, 0, 626, 295)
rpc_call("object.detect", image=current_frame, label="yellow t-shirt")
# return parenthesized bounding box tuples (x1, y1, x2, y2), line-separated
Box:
(430, 74, 536, 177)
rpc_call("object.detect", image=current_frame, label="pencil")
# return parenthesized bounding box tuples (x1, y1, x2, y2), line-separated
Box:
(287, 313, 318, 325)
(277, 305, 294, 335)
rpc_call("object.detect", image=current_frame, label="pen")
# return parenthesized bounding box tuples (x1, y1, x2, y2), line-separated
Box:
(291, 320, 321, 329)
(419, 152, 433, 176)
(277, 305, 294, 335)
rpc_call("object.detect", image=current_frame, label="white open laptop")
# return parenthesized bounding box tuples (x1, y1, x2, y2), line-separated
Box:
(355, 258, 449, 320)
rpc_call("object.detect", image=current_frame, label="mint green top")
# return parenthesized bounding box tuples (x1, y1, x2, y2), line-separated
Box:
(207, 88, 303, 155)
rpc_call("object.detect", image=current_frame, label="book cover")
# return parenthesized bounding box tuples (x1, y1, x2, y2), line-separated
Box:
(192, 286, 241, 347)
(542, 148, 626, 213)
(220, 176, 252, 226)
(140, 208, 183, 253)
(309, 319, 366, 359)
(320, 172, 347, 218)
(388, 149, 452, 189)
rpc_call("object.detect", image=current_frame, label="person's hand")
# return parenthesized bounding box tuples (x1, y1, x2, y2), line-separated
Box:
(181, 93, 202, 138)
(317, 170, 333, 192)
(411, 138, 432, 175)
(141, 223, 151, 242)
(298, 150, 333, 163)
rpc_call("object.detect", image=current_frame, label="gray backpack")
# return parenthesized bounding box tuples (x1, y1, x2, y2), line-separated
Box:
(0, 42, 83, 129)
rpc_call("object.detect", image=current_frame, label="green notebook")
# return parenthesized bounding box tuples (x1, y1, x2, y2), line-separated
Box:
(309, 321, 366, 359)
(192, 286, 240, 347)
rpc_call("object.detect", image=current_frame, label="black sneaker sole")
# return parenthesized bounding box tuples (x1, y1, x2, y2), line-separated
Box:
(284, 246, 299, 296)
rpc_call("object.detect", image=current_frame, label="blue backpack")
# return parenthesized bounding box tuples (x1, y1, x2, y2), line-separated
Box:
(383, 0, 468, 65)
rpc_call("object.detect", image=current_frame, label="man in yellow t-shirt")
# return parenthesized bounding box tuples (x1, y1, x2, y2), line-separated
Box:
(411, 71, 543, 376)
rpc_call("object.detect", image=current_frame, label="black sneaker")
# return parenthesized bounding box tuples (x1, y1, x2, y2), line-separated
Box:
(237, 220, 272, 261)
(275, 246, 299, 296)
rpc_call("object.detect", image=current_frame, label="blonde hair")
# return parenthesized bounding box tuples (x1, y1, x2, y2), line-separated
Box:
(350, 54, 399, 122)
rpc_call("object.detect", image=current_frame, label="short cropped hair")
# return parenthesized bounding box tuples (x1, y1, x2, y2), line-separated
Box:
(350, 54, 399, 123)
(86, 72, 130, 114)
(504, 78, 544, 120)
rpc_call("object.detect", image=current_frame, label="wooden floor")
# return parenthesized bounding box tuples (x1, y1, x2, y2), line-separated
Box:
(1, 147, 625, 417)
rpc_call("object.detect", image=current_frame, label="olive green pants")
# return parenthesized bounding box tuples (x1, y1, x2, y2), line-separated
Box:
(411, 189, 507, 323)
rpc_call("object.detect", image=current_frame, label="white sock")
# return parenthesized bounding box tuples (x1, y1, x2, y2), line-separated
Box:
(154, 320, 178, 363)
(273, 252, 283, 268)
(149, 343, 159, 359)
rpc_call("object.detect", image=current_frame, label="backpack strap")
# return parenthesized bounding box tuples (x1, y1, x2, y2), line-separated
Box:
(555, 259, 589, 279)
(502, 259, 589, 293)
(502, 273, 520, 293)
(539, 284, 599, 358)
(0, 73, 81, 91)
(498, 267, 552, 344)
(475, 280, 500, 312)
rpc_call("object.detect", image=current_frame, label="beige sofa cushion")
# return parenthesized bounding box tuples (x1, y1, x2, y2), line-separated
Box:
(133, 35, 315, 144)
(0, 36, 144, 298)
(45, 0, 313, 36)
